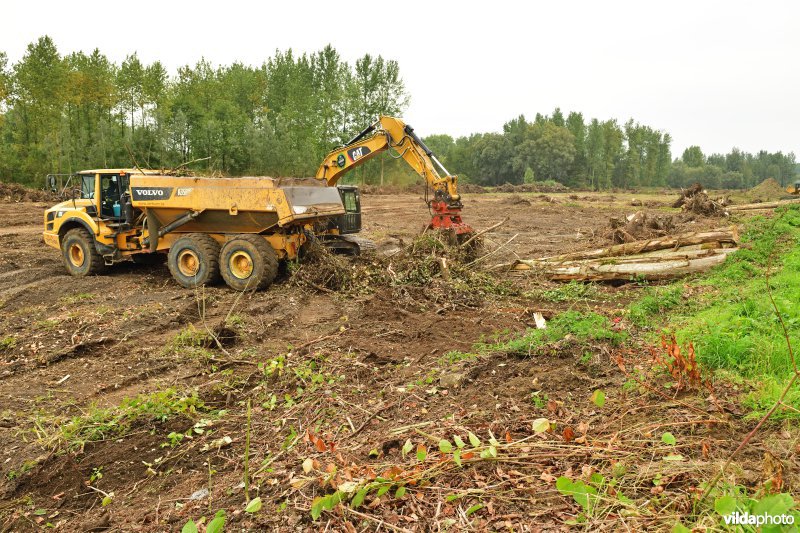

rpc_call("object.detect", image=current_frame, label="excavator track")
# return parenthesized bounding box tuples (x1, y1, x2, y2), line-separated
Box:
(320, 234, 376, 255)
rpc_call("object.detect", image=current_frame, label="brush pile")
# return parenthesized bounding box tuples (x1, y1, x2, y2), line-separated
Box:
(672, 183, 728, 216)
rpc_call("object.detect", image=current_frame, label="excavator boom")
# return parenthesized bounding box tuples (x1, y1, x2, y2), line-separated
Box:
(316, 116, 473, 236)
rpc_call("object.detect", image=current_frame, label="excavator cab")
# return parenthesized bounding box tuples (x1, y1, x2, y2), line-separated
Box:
(334, 185, 362, 234)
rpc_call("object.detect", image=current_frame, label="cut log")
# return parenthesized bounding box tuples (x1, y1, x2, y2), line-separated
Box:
(512, 248, 737, 281)
(728, 198, 800, 211)
(533, 227, 738, 263)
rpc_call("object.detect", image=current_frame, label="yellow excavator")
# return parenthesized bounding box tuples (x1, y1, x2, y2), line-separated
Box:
(317, 116, 473, 240)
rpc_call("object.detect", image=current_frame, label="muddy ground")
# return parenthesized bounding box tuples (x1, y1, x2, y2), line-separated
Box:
(0, 192, 792, 531)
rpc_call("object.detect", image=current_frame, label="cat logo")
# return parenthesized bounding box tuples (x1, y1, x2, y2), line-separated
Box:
(347, 146, 371, 163)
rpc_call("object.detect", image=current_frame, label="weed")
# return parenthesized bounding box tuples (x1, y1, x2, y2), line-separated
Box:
(0, 336, 16, 351)
(532, 281, 598, 303)
(51, 388, 207, 450)
(628, 284, 683, 326)
(173, 325, 211, 348)
(447, 311, 626, 361)
(59, 292, 94, 304)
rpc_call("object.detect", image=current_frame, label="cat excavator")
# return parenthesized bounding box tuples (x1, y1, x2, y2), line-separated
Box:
(317, 116, 473, 241)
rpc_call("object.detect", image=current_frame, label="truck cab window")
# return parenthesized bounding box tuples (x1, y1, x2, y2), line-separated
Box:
(100, 175, 122, 218)
(81, 175, 96, 199)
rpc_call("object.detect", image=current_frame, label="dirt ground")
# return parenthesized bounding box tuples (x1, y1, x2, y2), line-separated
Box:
(0, 192, 790, 531)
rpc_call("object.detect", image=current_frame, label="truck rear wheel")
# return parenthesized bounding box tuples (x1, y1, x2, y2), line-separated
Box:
(219, 235, 279, 291)
(61, 228, 107, 276)
(168, 234, 221, 288)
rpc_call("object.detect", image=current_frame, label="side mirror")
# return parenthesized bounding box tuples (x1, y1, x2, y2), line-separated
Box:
(47, 175, 57, 192)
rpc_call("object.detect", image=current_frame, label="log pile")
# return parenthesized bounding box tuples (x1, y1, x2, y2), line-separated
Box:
(728, 198, 800, 212)
(507, 228, 739, 281)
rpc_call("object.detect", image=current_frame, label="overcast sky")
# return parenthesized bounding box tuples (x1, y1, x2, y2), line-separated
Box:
(5, 0, 799, 158)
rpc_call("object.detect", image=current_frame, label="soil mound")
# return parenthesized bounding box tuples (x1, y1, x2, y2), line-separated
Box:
(748, 178, 786, 201)
(0, 181, 60, 203)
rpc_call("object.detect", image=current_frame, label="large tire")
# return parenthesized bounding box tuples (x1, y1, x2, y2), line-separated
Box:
(219, 235, 279, 291)
(61, 228, 107, 276)
(132, 253, 167, 266)
(167, 234, 221, 288)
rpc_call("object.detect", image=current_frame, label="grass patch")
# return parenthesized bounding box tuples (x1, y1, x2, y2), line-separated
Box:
(40, 388, 208, 451)
(629, 206, 800, 415)
(449, 311, 626, 360)
(0, 336, 17, 351)
(59, 292, 94, 304)
(529, 281, 599, 303)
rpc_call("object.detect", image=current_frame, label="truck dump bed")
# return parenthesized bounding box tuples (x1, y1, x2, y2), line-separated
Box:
(129, 176, 344, 234)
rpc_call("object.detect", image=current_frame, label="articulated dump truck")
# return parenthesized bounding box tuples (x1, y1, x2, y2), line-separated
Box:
(43, 169, 363, 290)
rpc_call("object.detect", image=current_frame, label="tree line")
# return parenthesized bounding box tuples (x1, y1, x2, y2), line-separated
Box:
(426, 110, 797, 189)
(0, 37, 796, 190)
(0, 36, 408, 186)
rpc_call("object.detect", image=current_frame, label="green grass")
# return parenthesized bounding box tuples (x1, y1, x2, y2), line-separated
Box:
(529, 281, 599, 303)
(629, 206, 800, 415)
(448, 311, 626, 360)
(43, 388, 207, 450)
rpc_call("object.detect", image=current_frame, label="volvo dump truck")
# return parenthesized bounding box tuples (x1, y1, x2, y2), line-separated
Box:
(43, 169, 360, 290)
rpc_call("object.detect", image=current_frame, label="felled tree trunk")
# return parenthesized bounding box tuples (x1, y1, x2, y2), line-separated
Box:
(506, 227, 740, 281)
(533, 228, 738, 262)
(728, 198, 800, 211)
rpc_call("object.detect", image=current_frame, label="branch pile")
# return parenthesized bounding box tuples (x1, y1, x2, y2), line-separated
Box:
(507, 228, 739, 281)
(672, 183, 729, 216)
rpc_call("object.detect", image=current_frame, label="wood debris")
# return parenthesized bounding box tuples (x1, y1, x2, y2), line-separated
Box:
(506, 228, 739, 281)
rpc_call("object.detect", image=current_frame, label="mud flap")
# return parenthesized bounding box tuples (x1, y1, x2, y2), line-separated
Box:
(146, 209, 161, 253)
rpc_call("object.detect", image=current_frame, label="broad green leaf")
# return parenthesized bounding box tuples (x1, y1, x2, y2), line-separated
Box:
(33, 509, 47, 516)
(206, 511, 225, 533)
(395, 486, 406, 498)
(438, 439, 453, 453)
(751, 493, 794, 517)
(532, 418, 551, 434)
(714, 495, 737, 516)
(416, 445, 427, 462)
(663, 454, 684, 461)
(479, 446, 497, 459)
(453, 435, 466, 449)
(661, 432, 676, 446)
(311, 497, 324, 520)
(671, 523, 691, 533)
(181, 520, 199, 533)
(245, 497, 262, 513)
(453, 448, 462, 467)
(468, 431, 481, 447)
(488, 431, 499, 447)
(591, 390, 606, 407)
(376, 484, 391, 497)
(465, 503, 484, 516)
(351, 487, 369, 509)
(101, 494, 113, 507)
(556, 477, 574, 495)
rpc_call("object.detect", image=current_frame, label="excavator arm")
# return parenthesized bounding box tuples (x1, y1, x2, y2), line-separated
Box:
(316, 116, 473, 236)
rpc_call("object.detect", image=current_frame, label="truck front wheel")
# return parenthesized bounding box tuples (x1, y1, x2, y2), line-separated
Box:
(219, 235, 279, 291)
(61, 228, 107, 276)
(167, 234, 221, 288)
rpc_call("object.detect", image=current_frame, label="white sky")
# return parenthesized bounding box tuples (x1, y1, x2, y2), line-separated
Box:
(5, 0, 799, 158)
